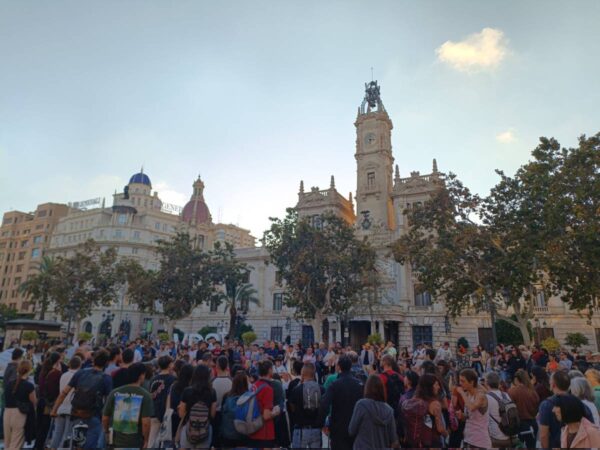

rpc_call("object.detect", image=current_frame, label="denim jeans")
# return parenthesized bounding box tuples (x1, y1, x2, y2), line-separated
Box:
(292, 427, 322, 448)
(49, 415, 72, 448)
(82, 416, 103, 449)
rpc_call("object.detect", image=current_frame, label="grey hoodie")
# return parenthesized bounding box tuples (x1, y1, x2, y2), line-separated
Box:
(348, 398, 397, 449)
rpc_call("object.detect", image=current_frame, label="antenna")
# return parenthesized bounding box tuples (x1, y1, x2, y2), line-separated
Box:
(371, 67, 374, 81)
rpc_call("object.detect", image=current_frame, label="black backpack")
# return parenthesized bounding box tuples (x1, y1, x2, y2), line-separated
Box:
(383, 372, 404, 416)
(71, 370, 104, 419)
(487, 391, 520, 436)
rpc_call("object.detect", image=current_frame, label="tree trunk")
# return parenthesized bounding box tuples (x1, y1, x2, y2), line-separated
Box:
(228, 306, 236, 342)
(312, 310, 324, 343)
(166, 319, 175, 340)
(516, 314, 531, 347)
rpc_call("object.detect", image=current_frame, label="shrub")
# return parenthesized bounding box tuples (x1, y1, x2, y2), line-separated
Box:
(77, 331, 93, 341)
(241, 331, 257, 346)
(158, 332, 170, 342)
(565, 332, 589, 351)
(367, 333, 383, 346)
(22, 331, 39, 342)
(198, 326, 217, 337)
(542, 336, 561, 353)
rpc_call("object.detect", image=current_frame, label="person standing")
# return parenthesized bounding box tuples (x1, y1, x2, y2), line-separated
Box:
(246, 360, 282, 448)
(554, 394, 600, 448)
(49, 356, 82, 449)
(148, 355, 176, 448)
(288, 362, 324, 448)
(456, 368, 491, 449)
(111, 348, 134, 389)
(319, 355, 363, 450)
(349, 375, 399, 449)
(508, 369, 540, 448)
(102, 363, 154, 449)
(3, 360, 36, 449)
(360, 344, 375, 373)
(178, 364, 217, 448)
(51, 349, 113, 449)
(483, 371, 518, 447)
(3, 348, 23, 386)
(212, 355, 232, 448)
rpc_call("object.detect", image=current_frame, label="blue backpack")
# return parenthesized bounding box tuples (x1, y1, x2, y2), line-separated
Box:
(233, 384, 267, 435)
(221, 396, 245, 441)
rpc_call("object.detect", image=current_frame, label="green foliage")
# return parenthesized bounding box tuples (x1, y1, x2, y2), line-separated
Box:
(0, 304, 19, 329)
(241, 331, 257, 346)
(367, 333, 383, 346)
(542, 336, 561, 353)
(263, 209, 378, 323)
(457, 337, 469, 349)
(565, 332, 589, 351)
(198, 326, 217, 336)
(21, 331, 39, 342)
(173, 328, 185, 342)
(238, 323, 254, 337)
(78, 331, 93, 341)
(496, 315, 532, 347)
(19, 256, 57, 320)
(48, 240, 126, 323)
(157, 332, 170, 342)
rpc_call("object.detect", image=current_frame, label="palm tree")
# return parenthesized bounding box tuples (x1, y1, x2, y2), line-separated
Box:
(19, 255, 56, 320)
(217, 283, 259, 339)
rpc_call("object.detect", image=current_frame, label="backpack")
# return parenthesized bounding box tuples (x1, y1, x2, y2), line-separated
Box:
(233, 384, 267, 435)
(186, 401, 210, 444)
(401, 397, 434, 448)
(221, 396, 245, 441)
(71, 370, 104, 419)
(302, 380, 321, 411)
(487, 391, 520, 436)
(383, 372, 404, 416)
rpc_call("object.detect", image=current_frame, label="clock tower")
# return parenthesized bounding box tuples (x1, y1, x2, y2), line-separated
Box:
(355, 81, 395, 232)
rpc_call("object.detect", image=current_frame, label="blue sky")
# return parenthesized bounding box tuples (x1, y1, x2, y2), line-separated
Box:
(1, 0, 599, 238)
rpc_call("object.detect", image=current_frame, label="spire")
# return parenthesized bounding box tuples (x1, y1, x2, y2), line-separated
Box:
(299, 180, 304, 194)
(432, 158, 438, 174)
(330, 175, 335, 189)
(395, 164, 400, 180)
(349, 192, 353, 203)
(140, 165, 144, 175)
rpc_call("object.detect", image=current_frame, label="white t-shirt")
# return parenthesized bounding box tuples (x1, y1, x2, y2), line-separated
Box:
(56, 369, 78, 415)
(212, 376, 232, 412)
(583, 399, 600, 426)
(487, 389, 511, 441)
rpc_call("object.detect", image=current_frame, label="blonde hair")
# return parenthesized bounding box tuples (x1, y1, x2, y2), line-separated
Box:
(585, 369, 600, 386)
(13, 359, 32, 393)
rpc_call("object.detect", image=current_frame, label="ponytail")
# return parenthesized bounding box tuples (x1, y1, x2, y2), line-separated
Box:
(13, 359, 33, 393)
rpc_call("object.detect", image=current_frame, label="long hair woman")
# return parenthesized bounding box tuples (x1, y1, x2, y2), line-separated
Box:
(3, 359, 37, 449)
(508, 369, 540, 448)
(220, 371, 250, 447)
(167, 363, 194, 441)
(348, 374, 399, 449)
(532, 365, 552, 402)
(36, 351, 62, 450)
(177, 364, 217, 448)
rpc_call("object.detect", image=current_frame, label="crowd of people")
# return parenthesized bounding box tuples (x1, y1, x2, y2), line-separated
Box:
(3, 336, 600, 449)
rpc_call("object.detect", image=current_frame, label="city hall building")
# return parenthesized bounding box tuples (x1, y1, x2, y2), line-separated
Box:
(1, 83, 598, 350)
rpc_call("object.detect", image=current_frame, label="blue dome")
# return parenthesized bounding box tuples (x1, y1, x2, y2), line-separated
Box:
(129, 172, 152, 187)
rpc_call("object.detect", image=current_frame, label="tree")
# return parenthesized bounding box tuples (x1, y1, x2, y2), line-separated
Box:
(263, 209, 378, 342)
(565, 332, 589, 351)
(19, 255, 57, 320)
(208, 242, 257, 339)
(0, 304, 18, 329)
(50, 240, 125, 337)
(124, 233, 213, 333)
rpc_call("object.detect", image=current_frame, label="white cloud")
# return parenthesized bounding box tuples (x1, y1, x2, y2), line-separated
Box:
(154, 181, 188, 207)
(436, 28, 508, 73)
(496, 129, 516, 144)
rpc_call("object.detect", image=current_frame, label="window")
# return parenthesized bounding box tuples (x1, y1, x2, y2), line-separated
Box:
(271, 326, 283, 342)
(118, 214, 127, 225)
(312, 215, 323, 230)
(155, 222, 160, 230)
(210, 298, 218, 312)
(133, 231, 140, 240)
(414, 285, 432, 306)
(33, 235, 43, 244)
(273, 293, 283, 311)
(535, 289, 546, 307)
(412, 325, 433, 348)
(37, 210, 47, 218)
(18, 251, 25, 260)
(132, 248, 138, 255)
(197, 235, 205, 249)
(31, 248, 40, 258)
(16, 265, 23, 273)
(115, 230, 122, 239)
(21, 240, 28, 247)
(13, 277, 21, 286)
(367, 172, 375, 188)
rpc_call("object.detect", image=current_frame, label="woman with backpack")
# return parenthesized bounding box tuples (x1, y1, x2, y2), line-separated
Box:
(178, 364, 217, 448)
(400, 373, 448, 448)
(167, 362, 193, 440)
(3, 359, 37, 449)
(35, 351, 62, 450)
(220, 371, 252, 447)
(348, 374, 399, 449)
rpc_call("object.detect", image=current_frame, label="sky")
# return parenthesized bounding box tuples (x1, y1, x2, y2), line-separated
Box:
(1, 0, 599, 240)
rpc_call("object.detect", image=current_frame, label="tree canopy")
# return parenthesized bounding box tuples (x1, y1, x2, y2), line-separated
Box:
(262, 209, 378, 340)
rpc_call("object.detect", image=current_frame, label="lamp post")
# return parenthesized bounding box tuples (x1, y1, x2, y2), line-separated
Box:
(485, 286, 498, 352)
(285, 317, 291, 344)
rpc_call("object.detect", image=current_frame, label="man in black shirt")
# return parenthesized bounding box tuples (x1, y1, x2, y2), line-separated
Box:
(111, 348, 134, 389)
(288, 362, 324, 448)
(319, 355, 363, 450)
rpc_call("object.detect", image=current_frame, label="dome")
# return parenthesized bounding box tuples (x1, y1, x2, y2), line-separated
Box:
(182, 199, 211, 224)
(129, 172, 152, 187)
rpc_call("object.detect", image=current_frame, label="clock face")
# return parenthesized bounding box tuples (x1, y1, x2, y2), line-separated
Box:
(364, 132, 376, 146)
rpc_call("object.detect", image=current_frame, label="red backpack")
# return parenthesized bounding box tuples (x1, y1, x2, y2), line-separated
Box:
(400, 397, 434, 448)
